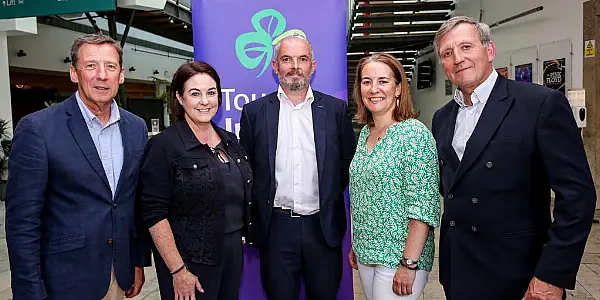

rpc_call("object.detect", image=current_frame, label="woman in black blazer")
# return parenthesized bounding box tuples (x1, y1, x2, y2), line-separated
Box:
(139, 61, 252, 300)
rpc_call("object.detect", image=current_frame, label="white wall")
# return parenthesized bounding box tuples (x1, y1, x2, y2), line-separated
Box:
(7, 24, 189, 82)
(412, 0, 584, 128)
(413, 47, 444, 129)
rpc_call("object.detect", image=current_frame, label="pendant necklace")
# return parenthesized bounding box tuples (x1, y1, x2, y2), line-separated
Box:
(375, 122, 394, 141)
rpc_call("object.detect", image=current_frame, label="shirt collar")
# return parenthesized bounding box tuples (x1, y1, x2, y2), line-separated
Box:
(175, 119, 234, 151)
(277, 85, 315, 107)
(453, 70, 498, 108)
(75, 91, 121, 127)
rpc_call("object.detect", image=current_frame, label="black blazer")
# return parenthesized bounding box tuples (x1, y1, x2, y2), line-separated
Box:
(239, 91, 357, 248)
(139, 120, 253, 265)
(431, 75, 596, 300)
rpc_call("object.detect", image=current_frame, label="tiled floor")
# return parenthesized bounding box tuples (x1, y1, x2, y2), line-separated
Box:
(353, 209, 600, 300)
(0, 207, 598, 299)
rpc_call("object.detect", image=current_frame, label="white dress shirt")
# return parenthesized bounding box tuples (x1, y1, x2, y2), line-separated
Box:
(452, 70, 498, 161)
(273, 85, 320, 215)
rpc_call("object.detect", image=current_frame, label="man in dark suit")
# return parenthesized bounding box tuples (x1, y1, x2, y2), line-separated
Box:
(5, 34, 151, 300)
(239, 33, 356, 299)
(431, 16, 596, 300)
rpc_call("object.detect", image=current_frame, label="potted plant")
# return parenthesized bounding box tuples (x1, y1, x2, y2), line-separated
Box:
(0, 119, 12, 201)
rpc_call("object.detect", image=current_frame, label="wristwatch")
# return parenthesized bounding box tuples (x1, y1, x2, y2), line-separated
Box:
(400, 257, 419, 270)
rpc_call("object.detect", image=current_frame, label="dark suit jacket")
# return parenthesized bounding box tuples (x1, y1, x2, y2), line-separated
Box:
(5, 94, 152, 300)
(431, 75, 596, 300)
(239, 90, 356, 248)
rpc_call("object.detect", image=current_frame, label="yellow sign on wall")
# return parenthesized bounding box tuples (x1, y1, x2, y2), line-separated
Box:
(585, 40, 595, 58)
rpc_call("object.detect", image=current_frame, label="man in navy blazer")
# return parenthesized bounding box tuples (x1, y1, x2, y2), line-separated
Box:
(239, 34, 356, 299)
(5, 34, 151, 300)
(431, 16, 596, 300)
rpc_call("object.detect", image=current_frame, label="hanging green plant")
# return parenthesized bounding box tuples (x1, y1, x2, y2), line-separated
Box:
(116, 84, 128, 108)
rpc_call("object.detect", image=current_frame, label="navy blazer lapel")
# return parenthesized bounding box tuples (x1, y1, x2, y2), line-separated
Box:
(65, 94, 111, 190)
(114, 112, 130, 199)
(311, 93, 326, 180)
(452, 76, 513, 188)
(266, 94, 280, 179)
(445, 102, 460, 170)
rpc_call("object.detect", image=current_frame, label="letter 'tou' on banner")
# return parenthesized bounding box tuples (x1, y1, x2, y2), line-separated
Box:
(192, 1, 352, 300)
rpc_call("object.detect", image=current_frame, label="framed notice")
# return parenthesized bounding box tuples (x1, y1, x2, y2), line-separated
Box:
(542, 58, 566, 94)
(445, 80, 453, 96)
(496, 67, 509, 78)
(515, 63, 533, 83)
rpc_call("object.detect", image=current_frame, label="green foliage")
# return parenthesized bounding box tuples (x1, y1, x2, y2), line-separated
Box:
(116, 84, 128, 108)
(44, 100, 58, 107)
(0, 119, 12, 181)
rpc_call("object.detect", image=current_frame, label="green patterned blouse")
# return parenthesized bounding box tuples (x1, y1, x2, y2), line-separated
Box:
(349, 118, 441, 272)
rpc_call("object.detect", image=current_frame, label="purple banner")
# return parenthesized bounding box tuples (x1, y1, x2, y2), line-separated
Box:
(192, 1, 351, 299)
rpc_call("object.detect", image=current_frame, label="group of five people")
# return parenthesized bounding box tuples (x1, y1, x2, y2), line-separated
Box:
(5, 15, 596, 300)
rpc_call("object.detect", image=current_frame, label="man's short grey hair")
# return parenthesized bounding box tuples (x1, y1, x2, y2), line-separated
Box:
(273, 33, 315, 62)
(434, 16, 492, 57)
(70, 34, 123, 67)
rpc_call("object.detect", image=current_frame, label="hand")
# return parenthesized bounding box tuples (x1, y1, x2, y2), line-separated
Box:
(173, 268, 204, 300)
(523, 277, 563, 300)
(348, 248, 358, 270)
(393, 266, 416, 296)
(125, 266, 145, 298)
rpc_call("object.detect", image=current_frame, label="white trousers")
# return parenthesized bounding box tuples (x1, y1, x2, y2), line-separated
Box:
(358, 263, 429, 300)
(102, 265, 125, 300)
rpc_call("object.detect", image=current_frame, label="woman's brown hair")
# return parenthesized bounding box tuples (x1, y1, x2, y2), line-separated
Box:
(169, 61, 222, 120)
(353, 52, 418, 126)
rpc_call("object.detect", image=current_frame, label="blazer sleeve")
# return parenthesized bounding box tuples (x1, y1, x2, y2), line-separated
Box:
(134, 125, 153, 267)
(5, 116, 49, 300)
(139, 136, 174, 228)
(534, 90, 596, 289)
(239, 106, 255, 165)
(339, 102, 357, 191)
(431, 110, 444, 196)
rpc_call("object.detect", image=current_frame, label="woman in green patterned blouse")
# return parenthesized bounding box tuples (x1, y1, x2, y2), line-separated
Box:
(348, 52, 441, 300)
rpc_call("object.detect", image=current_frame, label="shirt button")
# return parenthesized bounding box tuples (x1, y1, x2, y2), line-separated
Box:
(193, 164, 197, 169)
(486, 161, 493, 168)
(247, 179, 251, 184)
(471, 198, 479, 204)
(237, 159, 241, 163)
(472, 226, 478, 232)
(113, 203, 117, 208)
(107, 239, 113, 244)
(449, 221, 456, 227)
(447, 193, 454, 200)
(249, 222, 252, 226)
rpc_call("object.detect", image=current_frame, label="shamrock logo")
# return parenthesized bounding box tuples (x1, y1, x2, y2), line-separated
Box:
(235, 9, 306, 78)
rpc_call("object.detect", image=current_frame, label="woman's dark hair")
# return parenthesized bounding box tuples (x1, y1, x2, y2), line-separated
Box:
(169, 61, 222, 120)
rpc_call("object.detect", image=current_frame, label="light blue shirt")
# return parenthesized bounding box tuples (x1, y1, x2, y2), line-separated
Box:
(452, 70, 498, 161)
(76, 91, 123, 198)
